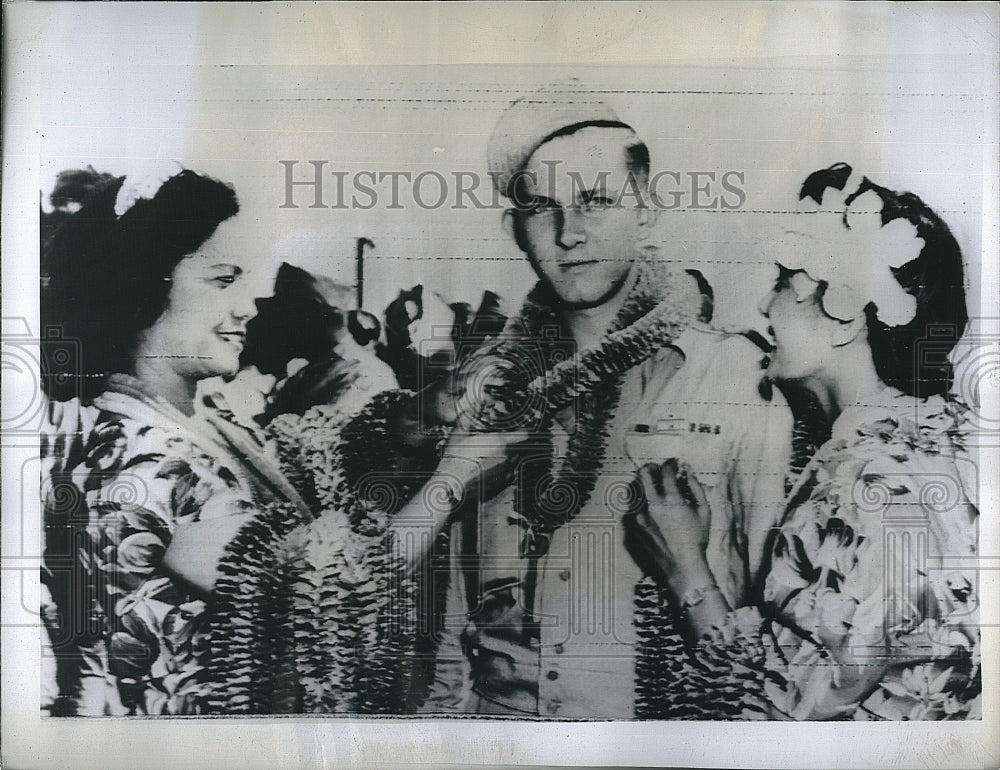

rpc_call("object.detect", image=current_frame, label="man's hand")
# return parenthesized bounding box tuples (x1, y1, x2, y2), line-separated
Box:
(639, 459, 710, 549)
(390, 430, 526, 571)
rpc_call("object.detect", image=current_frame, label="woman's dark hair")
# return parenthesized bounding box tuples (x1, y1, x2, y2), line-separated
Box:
(41, 169, 240, 401)
(40, 166, 120, 274)
(801, 164, 968, 398)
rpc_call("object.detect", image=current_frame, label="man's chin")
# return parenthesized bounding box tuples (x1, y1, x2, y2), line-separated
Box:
(548, 277, 634, 310)
(557, 295, 618, 311)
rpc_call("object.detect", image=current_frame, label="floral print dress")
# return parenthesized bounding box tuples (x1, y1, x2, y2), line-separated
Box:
(41, 375, 299, 715)
(639, 391, 980, 720)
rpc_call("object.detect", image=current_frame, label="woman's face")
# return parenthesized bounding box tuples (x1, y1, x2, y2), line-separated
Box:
(758, 267, 838, 385)
(140, 216, 279, 382)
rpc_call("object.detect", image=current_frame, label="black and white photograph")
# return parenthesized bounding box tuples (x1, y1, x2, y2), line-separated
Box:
(3, 2, 998, 768)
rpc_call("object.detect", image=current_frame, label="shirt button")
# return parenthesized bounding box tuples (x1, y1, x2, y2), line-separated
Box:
(546, 670, 559, 681)
(558, 570, 571, 581)
(554, 644, 564, 655)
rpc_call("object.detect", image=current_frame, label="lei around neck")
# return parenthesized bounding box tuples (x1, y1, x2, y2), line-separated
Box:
(462, 259, 701, 555)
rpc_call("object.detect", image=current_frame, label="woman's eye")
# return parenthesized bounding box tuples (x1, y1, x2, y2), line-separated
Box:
(213, 275, 237, 286)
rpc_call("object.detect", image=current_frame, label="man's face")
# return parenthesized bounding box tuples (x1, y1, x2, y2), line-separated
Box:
(512, 127, 651, 308)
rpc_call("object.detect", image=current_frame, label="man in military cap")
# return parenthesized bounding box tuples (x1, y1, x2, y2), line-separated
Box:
(423, 83, 791, 718)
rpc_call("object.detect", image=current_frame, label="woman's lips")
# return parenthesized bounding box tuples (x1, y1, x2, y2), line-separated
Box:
(217, 331, 246, 348)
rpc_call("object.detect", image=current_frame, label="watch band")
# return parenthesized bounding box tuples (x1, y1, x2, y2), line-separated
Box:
(680, 583, 721, 609)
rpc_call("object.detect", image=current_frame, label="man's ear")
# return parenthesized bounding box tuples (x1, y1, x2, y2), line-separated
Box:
(501, 208, 515, 239)
(502, 208, 530, 253)
(831, 314, 867, 347)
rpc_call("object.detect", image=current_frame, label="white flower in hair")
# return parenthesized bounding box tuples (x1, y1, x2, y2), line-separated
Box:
(113, 159, 184, 217)
(773, 182, 924, 327)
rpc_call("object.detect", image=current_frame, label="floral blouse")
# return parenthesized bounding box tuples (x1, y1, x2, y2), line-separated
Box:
(41, 375, 293, 716)
(641, 391, 980, 721)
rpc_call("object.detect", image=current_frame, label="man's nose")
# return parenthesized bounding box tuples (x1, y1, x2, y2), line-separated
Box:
(556, 206, 588, 249)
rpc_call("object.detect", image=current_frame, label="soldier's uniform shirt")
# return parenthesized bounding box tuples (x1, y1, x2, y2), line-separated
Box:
(423, 325, 792, 718)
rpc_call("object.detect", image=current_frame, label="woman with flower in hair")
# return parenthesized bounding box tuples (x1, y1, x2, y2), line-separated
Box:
(41, 165, 307, 715)
(632, 164, 980, 720)
(40, 166, 498, 715)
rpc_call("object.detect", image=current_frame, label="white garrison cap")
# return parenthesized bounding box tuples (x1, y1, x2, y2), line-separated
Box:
(486, 81, 634, 198)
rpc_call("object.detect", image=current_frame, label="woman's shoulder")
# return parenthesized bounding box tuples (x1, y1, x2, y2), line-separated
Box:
(801, 391, 978, 536)
(87, 402, 205, 467)
(833, 391, 970, 459)
(74, 386, 254, 509)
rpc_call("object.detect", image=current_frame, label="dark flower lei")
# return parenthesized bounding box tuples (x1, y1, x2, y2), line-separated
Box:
(204, 259, 700, 713)
(457, 259, 716, 718)
(462, 258, 700, 556)
(204, 393, 429, 714)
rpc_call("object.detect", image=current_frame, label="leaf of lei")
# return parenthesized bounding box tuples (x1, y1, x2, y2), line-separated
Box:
(470, 261, 700, 551)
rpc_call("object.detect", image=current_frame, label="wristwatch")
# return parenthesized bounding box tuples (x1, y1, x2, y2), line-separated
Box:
(442, 482, 463, 514)
(680, 583, 721, 609)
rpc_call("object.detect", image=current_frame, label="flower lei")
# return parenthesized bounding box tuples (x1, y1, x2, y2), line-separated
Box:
(462, 258, 700, 556)
(203, 499, 313, 714)
(204, 392, 429, 714)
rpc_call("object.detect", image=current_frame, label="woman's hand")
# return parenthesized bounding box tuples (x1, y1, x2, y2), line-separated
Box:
(163, 511, 253, 594)
(633, 459, 732, 638)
